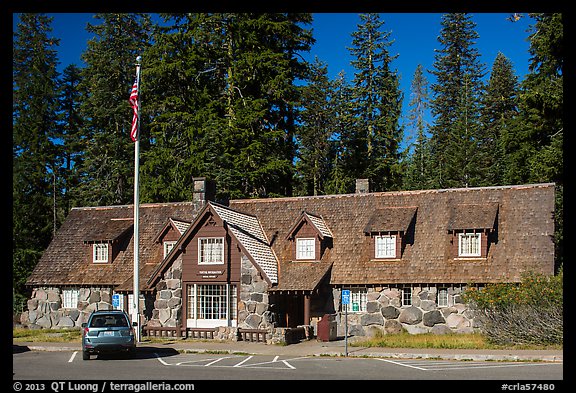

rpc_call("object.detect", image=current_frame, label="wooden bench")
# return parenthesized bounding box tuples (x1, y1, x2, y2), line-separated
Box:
(238, 328, 267, 342)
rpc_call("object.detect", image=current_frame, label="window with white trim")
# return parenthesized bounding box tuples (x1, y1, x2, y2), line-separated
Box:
(458, 233, 481, 257)
(198, 237, 224, 264)
(62, 289, 79, 309)
(296, 238, 315, 260)
(163, 241, 176, 258)
(187, 284, 237, 321)
(437, 288, 449, 307)
(93, 243, 109, 263)
(375, 235, 396, 258)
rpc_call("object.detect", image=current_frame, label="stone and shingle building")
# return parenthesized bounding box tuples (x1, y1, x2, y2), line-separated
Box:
(22, 180, 555, 343)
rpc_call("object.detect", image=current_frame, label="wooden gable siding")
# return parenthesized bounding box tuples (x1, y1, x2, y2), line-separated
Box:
(230, 183, 555, 285)
(180, 211, 241, 283)
(291, 220, 321, 260)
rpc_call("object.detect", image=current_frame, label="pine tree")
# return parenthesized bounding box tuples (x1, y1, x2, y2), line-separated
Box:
(403, 64, 431, 190)
(347, 13, 403, 192)
(12, 13, 61, 300)
(429, 13, 486, 188)
(76, 13, 152, 206)
(480, 52, 519, 186)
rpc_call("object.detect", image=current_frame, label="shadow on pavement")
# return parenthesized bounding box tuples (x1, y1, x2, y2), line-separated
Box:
(12, 344, 31, 354)
(92, 347, 179, 361)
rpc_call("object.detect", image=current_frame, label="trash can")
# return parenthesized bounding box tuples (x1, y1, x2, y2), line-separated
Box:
(316, 314, 337, 341)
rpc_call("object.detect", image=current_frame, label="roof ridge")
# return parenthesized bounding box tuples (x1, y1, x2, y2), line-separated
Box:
(71, 201, 200, 211)
(230, 183, 556, 204)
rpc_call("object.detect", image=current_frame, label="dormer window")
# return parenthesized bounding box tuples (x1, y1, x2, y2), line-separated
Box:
(286, 212, 333, 262)
(164, 241, 176, 258)
(375, 234, 397, 258)
(93, 243, 109, 263)
(458, 232, 481, 257)
(448, 203, 498, 259)
(296, 238, 315, 260)
(364, 207, 417, 260)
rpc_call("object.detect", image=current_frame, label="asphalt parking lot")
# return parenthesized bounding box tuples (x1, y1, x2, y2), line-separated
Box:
(13, 349, 564, 381)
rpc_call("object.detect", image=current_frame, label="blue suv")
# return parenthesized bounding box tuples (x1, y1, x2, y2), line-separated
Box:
(81, 310, 136, 360)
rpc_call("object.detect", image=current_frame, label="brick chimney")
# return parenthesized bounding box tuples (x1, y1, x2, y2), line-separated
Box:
(355, 179, 370, 194)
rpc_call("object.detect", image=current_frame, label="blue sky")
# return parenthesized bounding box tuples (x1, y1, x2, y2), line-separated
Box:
(14, 12, 533, 149)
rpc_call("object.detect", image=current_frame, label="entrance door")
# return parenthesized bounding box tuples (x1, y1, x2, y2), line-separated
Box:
(275, 294, 303, 328)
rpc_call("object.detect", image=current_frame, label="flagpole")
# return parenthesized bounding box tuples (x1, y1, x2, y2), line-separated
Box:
(133, 55, 142, 343)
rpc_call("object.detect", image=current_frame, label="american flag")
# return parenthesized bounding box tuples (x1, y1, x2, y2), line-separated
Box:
(129, 77, 139, 142)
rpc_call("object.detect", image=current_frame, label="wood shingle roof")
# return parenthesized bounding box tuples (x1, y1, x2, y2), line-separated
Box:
(230, 183, 555, 286)
(26, 201, 203, 289)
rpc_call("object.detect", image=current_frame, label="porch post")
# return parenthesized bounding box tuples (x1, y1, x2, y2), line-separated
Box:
(303, 293, 311, 325)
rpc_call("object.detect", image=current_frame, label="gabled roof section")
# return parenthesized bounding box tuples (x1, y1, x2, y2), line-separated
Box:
(363, 207, 417, 234)
(27, 201, 203, 288)
(286, 211, 333, 240)
(153, 217, 191, 243)
(210, 202, 278, 284)
(448, 203, 499, 231)
(83, 218, 133, 243)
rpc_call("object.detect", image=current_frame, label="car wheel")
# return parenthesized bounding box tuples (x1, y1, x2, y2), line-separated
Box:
(82, 350, 90, 360)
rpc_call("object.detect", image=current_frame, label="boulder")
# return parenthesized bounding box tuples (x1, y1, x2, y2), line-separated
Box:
(398, 306, 422, 325)
(423, 310, 445, 327)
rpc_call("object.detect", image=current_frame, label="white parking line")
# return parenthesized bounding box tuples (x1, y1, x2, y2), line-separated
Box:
(153, 352, 300, 370)
(375, 358, 560, 371)
(376, 358, 427, 370)
(233, 356, 253, 367)
(68, 351, 78, 363)
(154, 353, 171, 366)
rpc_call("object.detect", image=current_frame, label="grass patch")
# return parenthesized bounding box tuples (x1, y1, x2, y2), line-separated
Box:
(13, 328, 82, 343)
(351, 331, 561, 350)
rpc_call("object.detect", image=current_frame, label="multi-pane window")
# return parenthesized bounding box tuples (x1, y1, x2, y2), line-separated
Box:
(458, 233, 481, 257)
(93, 243, 109, 263)
(437, 288, 449, 307)
(375, 235, 396, 258)
(296, 238, 315, 260)
(402, 286, 412, 306)
(62, 289, 79, 309)
(187, 284, 237, 321)
(346, 288, 367, 312)
(163, 241, 176, 258)
(198, 237, 224, 264)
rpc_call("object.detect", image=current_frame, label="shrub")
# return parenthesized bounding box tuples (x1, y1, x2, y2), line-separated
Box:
(463, 269, 563, 346)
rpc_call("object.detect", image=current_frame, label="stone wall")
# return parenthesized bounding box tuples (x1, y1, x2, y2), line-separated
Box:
(238, 255, 274, 330)
(333, 285, 478, 338)
(20, 287, 114, 329)
(148, 256, 183, 328)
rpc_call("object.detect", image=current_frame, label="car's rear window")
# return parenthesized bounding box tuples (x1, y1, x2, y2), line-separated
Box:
(89, 314, 129, 328)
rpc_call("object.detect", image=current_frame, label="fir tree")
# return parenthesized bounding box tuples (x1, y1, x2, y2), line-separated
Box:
(347, 13, 403, 192)
(429, 13, 486, 188)
(13, 13, 61, 301)
(295, 57, 335, 196)
(56, 64, 85, 213)
(480, 52, 519, 186)
(76, 13, 152, 206)
(404, 64, 431, 190)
